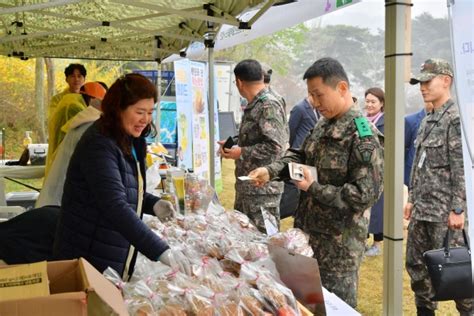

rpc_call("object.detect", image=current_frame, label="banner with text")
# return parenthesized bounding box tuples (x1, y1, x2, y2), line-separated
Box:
(174, 59, 194, 170)
(450, 0, 473, 267)
(190, 61, 210, 179)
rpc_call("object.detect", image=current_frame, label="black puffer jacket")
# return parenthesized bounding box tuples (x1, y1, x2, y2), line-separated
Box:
(53, 120, 169, 276)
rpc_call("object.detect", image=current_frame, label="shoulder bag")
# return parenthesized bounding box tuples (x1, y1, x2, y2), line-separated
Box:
(423, 229, 473, 301)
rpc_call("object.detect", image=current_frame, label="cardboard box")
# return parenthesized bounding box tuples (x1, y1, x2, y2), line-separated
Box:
(0, 258, 128, 316)
(0, 261, 50, 301)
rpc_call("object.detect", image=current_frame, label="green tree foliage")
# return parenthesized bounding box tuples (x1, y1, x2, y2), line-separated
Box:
(406, 13, 451, 113)
(0, 57, 123, 157)
(214, 24, 309, 76)
(0, 56, 38, 157)
(296, 24, 385, 97)
(213, 24, 309, 107)
(411, 13, 452, 68)
(0, 12, 452, 155)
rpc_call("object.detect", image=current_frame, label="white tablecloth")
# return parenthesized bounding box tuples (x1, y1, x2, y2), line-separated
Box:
(0, 165, 45, 206)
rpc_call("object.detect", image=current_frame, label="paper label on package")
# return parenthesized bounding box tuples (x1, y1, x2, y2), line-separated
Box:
(288, 162, 318, 182)
(237, 176, 253, 181)
(0, 261, 49, 301)
(261, 207, 279, 236)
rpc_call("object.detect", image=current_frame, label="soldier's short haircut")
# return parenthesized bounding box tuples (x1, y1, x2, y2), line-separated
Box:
(234, 59, 263, 82)
(64, 63, 87, 78)
(263, 69, 272, 84)
(303, 57, 350, 88)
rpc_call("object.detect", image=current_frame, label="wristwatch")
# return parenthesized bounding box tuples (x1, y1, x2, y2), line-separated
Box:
(452, 207, 464, 215)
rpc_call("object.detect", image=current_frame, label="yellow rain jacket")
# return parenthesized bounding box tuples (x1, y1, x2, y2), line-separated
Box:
(45, 93, 86, 175)
(48, 88, 70, 119)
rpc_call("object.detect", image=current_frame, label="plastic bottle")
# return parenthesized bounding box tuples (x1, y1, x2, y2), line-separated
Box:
(161, 174, 180, 215)
(23, 131, 32, 148)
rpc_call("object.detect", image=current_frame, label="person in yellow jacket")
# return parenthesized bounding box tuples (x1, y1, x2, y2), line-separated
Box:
(48, 64, 86, 119)
(45, 82, 106, 175)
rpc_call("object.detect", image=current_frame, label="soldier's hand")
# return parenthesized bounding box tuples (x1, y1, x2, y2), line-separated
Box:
(220, 145, 241, 160)
(403, 202, 413, 220)
(153, 200, 175, 221)
(448, 211, 465, 230)
(217, 140, 226, 157)
(248, 167, 269, 187)
(294, 167, 315, 192)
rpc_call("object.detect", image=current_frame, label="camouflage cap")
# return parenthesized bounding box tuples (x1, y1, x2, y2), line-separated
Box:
(409, 58, 453, 85)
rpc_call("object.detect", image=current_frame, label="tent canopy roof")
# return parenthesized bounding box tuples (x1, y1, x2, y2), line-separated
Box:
(0, 0, 267, 61)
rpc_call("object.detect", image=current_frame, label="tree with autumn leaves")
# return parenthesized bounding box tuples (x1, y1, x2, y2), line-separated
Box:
(0, 12, 450, 158)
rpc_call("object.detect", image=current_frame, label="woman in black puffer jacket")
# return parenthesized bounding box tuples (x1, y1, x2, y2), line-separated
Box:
(53, 74, 178, 280)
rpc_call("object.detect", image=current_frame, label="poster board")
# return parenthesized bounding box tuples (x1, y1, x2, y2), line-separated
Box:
(449, 0, 474, 276)
(218, 112, 238, 140)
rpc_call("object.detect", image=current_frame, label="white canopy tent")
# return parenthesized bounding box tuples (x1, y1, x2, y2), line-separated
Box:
(4, 1, 468, 315)
(0, 0, 269, 61)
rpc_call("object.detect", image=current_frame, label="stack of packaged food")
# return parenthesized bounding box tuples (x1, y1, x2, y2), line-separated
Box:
(105, 196, 313, 315)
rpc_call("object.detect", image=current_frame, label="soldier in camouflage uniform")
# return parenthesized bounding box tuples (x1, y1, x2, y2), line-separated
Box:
(219, 59, 288, 233)
(249, 58, 384, 308)
(405, 59, 472, 316)
(263, 68, 286, 109)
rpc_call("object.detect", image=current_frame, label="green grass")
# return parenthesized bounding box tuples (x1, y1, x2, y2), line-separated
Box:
(217, 159, 458, 315)
(4, 178, 43, 193)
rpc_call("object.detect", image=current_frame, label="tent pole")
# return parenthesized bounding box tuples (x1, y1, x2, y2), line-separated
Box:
(383, 1, 410, 315)
(156, 62, 161, 144)
(208, 45, 215, 187)
(35, 57, 46, 143)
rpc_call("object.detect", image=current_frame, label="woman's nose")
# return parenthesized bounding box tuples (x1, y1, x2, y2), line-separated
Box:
(146, 113, 153, 123)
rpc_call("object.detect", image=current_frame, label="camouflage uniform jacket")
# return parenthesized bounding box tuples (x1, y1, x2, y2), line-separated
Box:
(408, 99, 465, 222)
(268, 86, 286, 111)
(236, 88, 288, 195)
(266, 106, 384, 235)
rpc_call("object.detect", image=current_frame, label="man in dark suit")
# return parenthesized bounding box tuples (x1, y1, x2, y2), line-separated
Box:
(288, 96, 319, 149)
(404, 102, 433, 186)
(280, 95, 319, 218)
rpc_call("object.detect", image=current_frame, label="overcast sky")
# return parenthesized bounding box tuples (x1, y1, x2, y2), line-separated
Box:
(318, 0, 449, 32)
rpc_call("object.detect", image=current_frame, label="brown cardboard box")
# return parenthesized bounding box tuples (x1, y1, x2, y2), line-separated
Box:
(268, 245, 323, 315)
(0, 258, 128, 316)
(0, 261, 50, 301)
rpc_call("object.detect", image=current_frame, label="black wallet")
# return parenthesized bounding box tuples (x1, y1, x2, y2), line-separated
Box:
(223, 136, 235, 149)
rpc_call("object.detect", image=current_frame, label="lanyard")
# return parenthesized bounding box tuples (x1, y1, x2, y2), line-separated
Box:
(421, 102, 453, 144)
(131, 146, 138, 160)
(123, 144, 144, 281)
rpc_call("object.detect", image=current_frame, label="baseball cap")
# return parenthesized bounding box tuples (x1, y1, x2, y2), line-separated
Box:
(80, 82, 107, 100)
(409, 58, 453, 85)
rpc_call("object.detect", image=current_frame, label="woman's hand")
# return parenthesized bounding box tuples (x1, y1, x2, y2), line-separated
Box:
(153, 200, 175, 221)
(158, 249, 192, 275)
